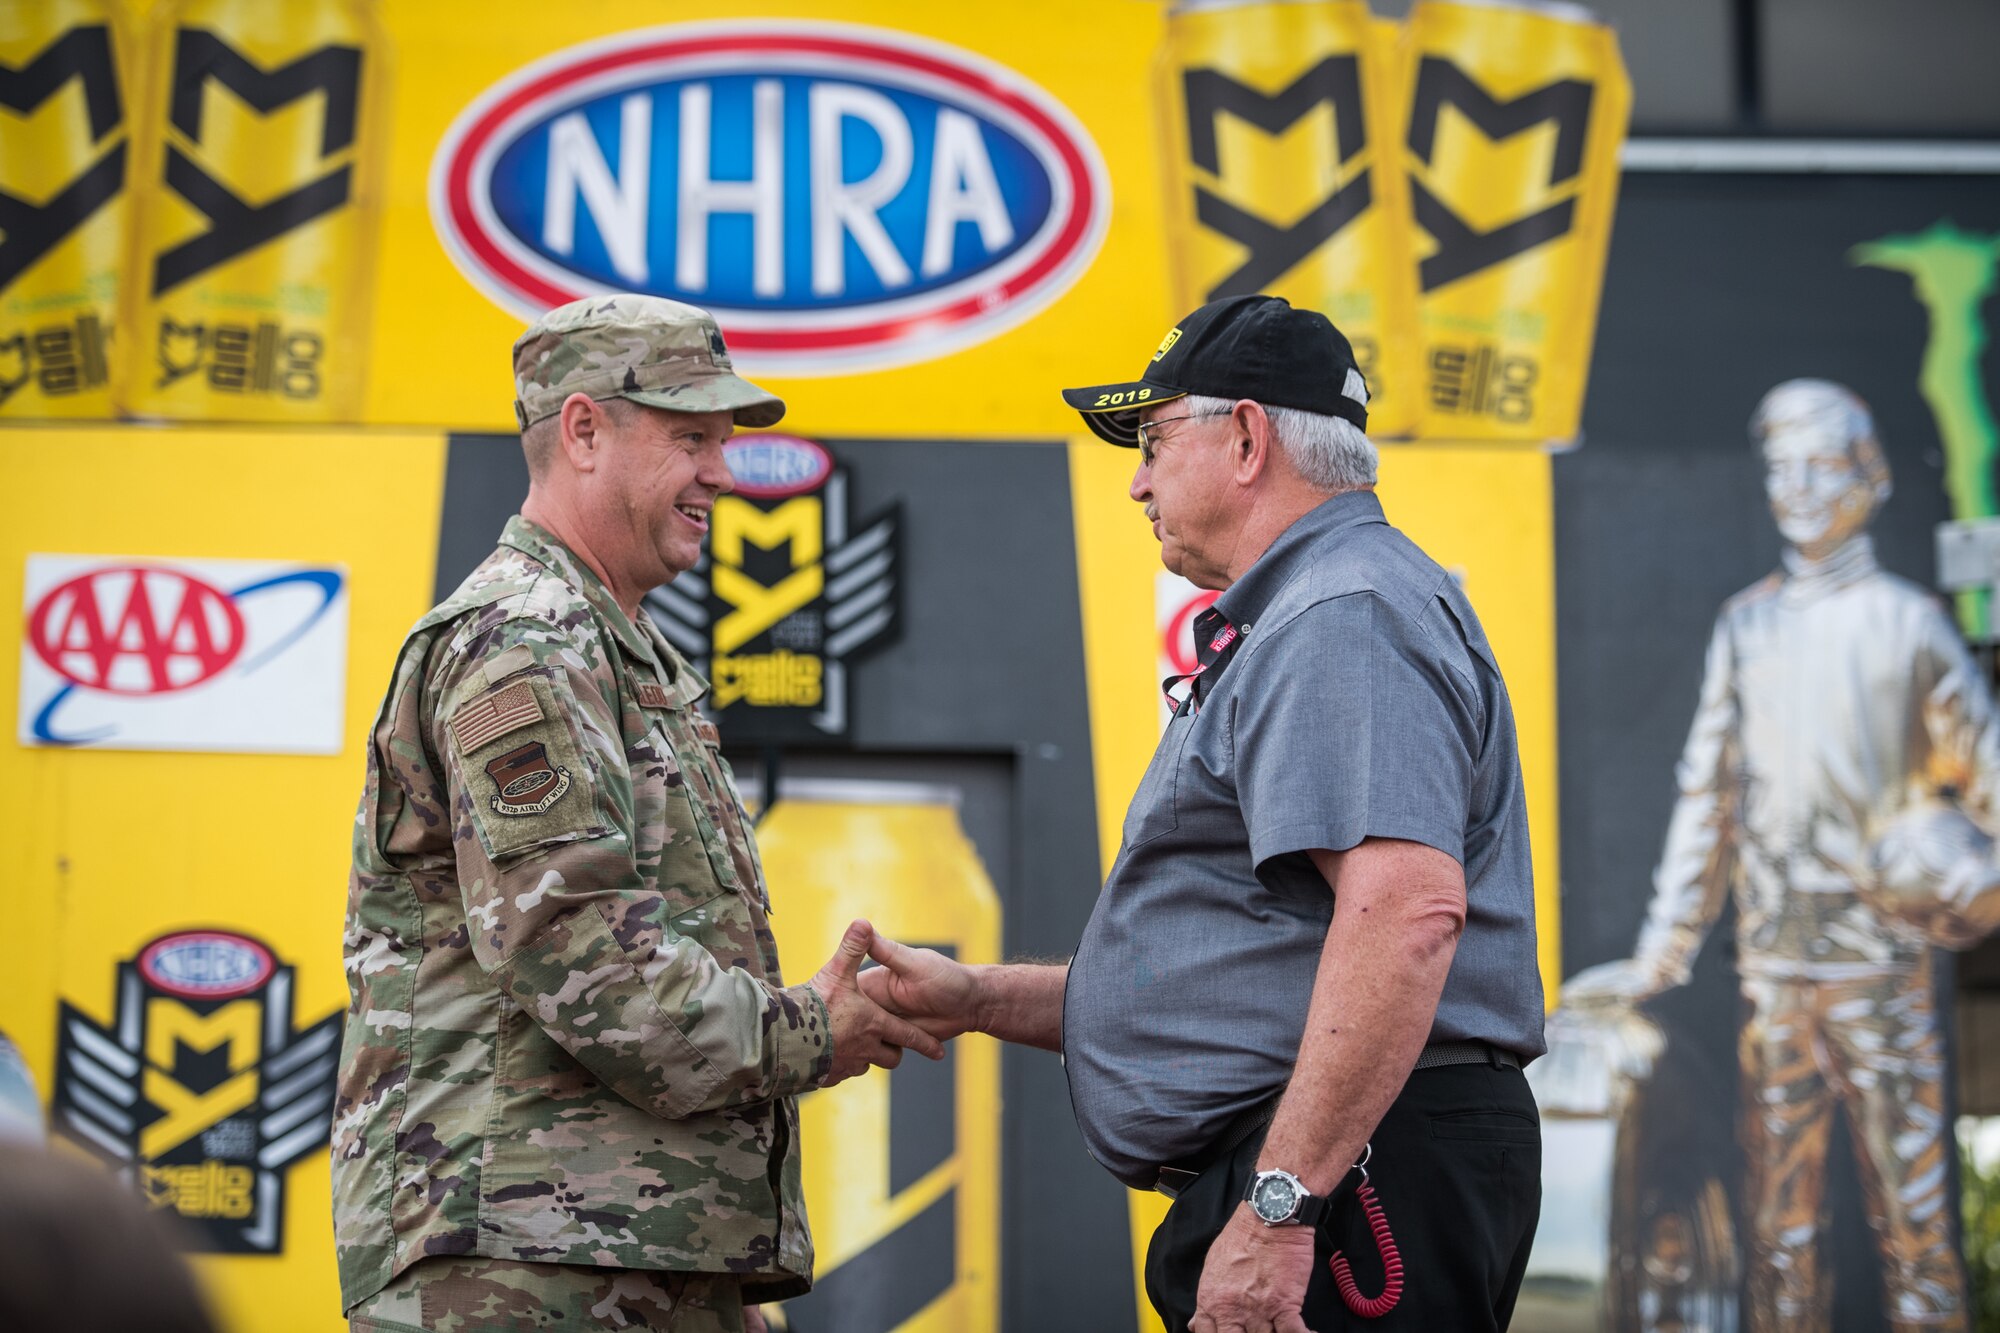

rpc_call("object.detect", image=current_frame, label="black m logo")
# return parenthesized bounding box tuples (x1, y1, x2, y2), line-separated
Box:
(1406, 57, 1592, 292)
(152, 29, 362, 295)
(1182, 58, 1370, 299)
(0, 25, 125, 291)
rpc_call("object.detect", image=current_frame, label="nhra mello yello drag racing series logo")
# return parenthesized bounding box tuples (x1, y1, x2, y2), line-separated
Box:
(52, 931, 341, 1254)
(646, 436, 899, 742)
(431, 20, 1108, 374)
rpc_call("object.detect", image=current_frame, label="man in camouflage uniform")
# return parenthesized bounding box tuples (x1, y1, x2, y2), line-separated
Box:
(333, 295, 942, 1332)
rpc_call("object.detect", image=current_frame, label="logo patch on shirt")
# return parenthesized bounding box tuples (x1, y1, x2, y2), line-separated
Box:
(485, 739, 572, 816)
(635, 681, 673, 709)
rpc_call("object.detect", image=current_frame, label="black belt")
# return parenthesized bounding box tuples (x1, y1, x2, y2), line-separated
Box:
(1152, 1040, 1521, 1198)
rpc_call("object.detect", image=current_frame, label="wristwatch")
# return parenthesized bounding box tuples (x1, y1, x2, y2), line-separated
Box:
(1244, 1168, 1331, 1227)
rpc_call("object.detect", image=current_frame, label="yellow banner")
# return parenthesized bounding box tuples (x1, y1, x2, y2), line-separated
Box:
(1398, 0, 1630, 444)
(116, 0, 388, 421)
(1153, 0, 1418, 437)
(0, 423, 448, 1332)
(0, 0, 129, 420)
(3, 1, 1628, 446)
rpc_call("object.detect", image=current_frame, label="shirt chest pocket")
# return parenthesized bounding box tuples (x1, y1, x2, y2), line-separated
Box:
(1121, 714, 1197, 853)
(625, 701, 741, 913)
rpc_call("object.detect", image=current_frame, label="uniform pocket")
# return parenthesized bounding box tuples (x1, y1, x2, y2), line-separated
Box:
(666, 883, 764, 970)
(627, 712, 733, 914)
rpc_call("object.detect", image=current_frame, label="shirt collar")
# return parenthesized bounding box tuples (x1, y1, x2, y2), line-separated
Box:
(1779, 531, 1879, 602)
(499, 515, 666, 673)
(1211, 489, 1387, 633)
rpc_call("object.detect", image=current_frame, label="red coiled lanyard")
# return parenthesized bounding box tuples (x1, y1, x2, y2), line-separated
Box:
(1328, 1144, 1403, 1318)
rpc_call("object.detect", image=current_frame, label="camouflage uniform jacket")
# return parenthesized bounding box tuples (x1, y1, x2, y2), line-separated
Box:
(332, 516, 832, 1310)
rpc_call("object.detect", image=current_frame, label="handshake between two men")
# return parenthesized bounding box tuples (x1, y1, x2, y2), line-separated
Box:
(807, 920, 1064, 1088)
(334, 291, 1545, 1333)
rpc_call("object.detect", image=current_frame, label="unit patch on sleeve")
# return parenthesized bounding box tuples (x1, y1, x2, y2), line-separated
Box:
(449, 673, 600, 858)
(485, 739, 570, 815)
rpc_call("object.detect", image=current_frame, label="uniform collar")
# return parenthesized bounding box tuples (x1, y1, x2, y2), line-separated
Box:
(499, 515, 667, 674)
(1211, 489, 1387, 632)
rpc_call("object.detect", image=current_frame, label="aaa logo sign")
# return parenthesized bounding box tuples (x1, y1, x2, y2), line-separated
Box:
(18, 555, 348, 752)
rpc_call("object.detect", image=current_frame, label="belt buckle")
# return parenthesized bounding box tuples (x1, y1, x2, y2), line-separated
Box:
(1155, 1166, 1199, 1199)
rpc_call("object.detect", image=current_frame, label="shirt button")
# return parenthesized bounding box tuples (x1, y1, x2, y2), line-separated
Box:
(1239, 623, 1252, 635)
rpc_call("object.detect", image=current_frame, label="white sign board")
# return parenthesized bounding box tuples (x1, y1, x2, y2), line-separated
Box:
(1156, 571, 1219, 731)
(20, 556, 349, 753)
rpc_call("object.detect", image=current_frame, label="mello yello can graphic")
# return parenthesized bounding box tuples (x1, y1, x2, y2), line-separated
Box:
(0, 0, 128, 420)
(117, 0, 385, 422)
(1398, 0, 1629, 445)
(1155, 0, 1417, 437)
(755, 779, 1001, 1333)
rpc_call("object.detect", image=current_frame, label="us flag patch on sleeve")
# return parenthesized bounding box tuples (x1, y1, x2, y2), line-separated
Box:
(449, 680, 543, 752)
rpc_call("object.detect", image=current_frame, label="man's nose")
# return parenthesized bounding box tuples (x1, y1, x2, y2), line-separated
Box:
(1129, 461, 1152, 503)
(702, 446, 735, 494)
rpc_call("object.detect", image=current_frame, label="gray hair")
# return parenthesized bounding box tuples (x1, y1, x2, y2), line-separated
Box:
(1182, 394, 1378, 490)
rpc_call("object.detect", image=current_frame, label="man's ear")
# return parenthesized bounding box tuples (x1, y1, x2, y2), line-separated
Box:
(1231, 399, 1274, 485)
(557, 393, 606, 473)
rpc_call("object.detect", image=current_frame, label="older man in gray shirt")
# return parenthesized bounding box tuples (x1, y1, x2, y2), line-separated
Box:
(863, 294, 1545, 1333)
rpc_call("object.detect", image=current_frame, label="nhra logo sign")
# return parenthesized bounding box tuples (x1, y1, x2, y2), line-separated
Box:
(431, 22, 1109, 374)
(18, 555, 348, 752)
(645, 435, 898, 742)
(52, 930, 341, 1255)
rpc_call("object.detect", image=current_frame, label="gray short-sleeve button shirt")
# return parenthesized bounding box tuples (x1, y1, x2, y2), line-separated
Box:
(1062, 491, 1544, 1190)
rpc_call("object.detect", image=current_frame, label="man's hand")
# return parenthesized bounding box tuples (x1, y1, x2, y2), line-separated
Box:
(1190, 1205, 1318, 1333)
(810, 920, 945, 1087)
(859, 934, 983, 1040)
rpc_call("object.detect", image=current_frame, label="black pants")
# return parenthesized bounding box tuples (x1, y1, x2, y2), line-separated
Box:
(1144, 1062, 1541, 1332)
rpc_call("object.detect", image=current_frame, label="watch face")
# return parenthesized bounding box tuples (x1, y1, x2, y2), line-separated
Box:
(1251, 1173, 1301, 1221)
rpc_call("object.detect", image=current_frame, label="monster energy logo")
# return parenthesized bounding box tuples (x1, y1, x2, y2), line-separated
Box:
(1852, 223, 2000, 634)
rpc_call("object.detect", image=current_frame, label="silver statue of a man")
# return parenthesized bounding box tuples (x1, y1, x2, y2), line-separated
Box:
(1564, 379, 2000, 1331)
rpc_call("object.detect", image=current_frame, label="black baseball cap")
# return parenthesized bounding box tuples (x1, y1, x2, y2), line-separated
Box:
(1060, 294, 1370, 447)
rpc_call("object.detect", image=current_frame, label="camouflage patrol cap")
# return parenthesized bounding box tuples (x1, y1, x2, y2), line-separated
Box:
(512, 294, 785, 431)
